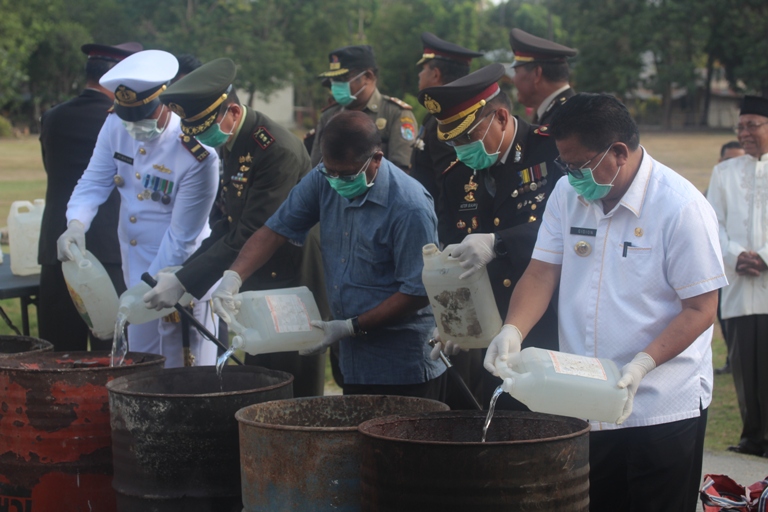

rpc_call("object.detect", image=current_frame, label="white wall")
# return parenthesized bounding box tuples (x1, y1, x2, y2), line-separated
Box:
(236, 84, 295, 129)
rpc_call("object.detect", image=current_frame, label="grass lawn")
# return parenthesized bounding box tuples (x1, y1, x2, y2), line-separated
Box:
(0, 130, 742, 449)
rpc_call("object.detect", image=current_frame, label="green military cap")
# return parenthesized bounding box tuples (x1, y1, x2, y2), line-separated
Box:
(509, 28, 577, 68)
(160, 58, 237, 136)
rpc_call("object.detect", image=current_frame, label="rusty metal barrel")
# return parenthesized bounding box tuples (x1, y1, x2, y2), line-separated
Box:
(108, 365, 293, 512)
(359, 410, 591, 512)
(236, 395, 449, 512)
(0, 335, 53, 358)
(0, 351, 165, 512)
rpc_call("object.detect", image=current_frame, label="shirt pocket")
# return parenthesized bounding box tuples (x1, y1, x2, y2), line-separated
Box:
(350, 240, 390, 286)
(614, 243, 657, 284)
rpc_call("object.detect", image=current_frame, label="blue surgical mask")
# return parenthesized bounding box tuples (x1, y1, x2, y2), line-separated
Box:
(567, 149, 619, 201)
(454, 118, 505, 171)
(331, 72, 366, 106)
(122, 106, 167, 142)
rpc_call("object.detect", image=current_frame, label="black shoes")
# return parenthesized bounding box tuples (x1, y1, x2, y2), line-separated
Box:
(727, 443, 766, 457)
(714, 364, 731, 375)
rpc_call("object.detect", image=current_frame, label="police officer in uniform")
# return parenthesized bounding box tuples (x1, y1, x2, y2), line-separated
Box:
(509, 28, 577, 126)
(58, 50, 220, 368)
(419, 63, 563, 408)
(38, 41, 141, 351)
(412, 32, 484, 237)
(310, 45, 418, 171)
(143, 58, 326, 396)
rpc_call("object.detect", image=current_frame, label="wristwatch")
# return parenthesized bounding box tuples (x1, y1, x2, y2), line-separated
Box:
(493, 233, 508, 257)
(351, 316, 367, 336)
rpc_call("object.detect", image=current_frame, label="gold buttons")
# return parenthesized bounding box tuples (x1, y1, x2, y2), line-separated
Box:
(129, 216, 137, 223)
(237, 191, 242, 197)
(503, 279, 512, 287)
(130, 239, 137, 246)
(271, 272, 277, 278)
(467, 228, 472, 234)
(227, 216, 233, 222)
(135, 172, 141, 179)
(493, 218, 500, 226)
(531, 204, 537, 210)
(223, 186, 228, 193)
(137, 194, 144, 201)
(139, 148, 146, 155)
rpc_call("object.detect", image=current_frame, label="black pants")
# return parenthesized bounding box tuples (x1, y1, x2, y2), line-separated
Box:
(38, 262, 126, 352)
(726, 314, 768, 452)
(343, 371, 448, 402)
(589, 408, 707, 512)
(247, 352, 325, 398)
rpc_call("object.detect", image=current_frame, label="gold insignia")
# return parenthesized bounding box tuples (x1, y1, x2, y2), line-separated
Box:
(240, 165, 249, 172)
(457, 219, 466, 229)
(115, 85, 137, 104)
(494, 218, 500, 226)
(113, 175, 124, 187)
(471, 217, 478, 230)
(376, 118, 387, 130)
(574, 241, 592, 257)
(139, 148, 146, 155)
(464, 191, 476, 202)
(168, 102, 186, 118)
(423, 94, 441, 114)
(529, 215, 537, 222)
(153, 164, 172, 174)
(635, 227, 643, 237)
(464, 175, 478, 193)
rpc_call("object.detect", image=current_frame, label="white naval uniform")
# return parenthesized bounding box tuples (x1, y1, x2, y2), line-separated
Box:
(66, 112, 220, 367)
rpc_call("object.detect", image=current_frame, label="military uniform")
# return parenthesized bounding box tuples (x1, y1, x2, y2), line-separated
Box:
(536, 86, 574, 126)
(65, 50, 220, 368)
(419, 63, 563, 409)
(310, 88, 416, 170)
(159, 58, 326, 396)
(310, 45, 417, 170)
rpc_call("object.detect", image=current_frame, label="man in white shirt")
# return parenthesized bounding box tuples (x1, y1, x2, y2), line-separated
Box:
(486, 93, 726, 512)
(707, 95, 768, 458)
(508, 28, 577, 126)
(57, 50, 220, 368)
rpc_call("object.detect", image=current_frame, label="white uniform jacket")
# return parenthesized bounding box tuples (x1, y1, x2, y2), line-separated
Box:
(66, 113, 219, 288)
(707, 153, 768, 319)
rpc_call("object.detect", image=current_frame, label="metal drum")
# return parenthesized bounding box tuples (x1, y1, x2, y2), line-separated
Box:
(0, 351, 165, 512)
(0, 335, 53, 358)
(237, 395, 449, 512)
(359, 410, 591, 512)
(107, 365, 293, 512)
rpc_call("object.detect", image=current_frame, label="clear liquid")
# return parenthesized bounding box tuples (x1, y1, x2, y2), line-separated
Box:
(481, 385, 504, 443)
(216, 345, 236, 392)
(110, 312, 128, 367)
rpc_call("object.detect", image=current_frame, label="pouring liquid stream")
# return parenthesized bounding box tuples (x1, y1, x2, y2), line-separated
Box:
(216, 345, 236, 392)
(481, 385, 504, 443)
(110, 312, 128, 367)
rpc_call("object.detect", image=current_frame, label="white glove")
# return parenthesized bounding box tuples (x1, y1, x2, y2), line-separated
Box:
(212, 270, 243, 323)
(483, 324, 523, 374)
(616, 352, 656, 424)
(56, 220, 86, 262)
(142, 272, 186, 310)
(304, 319, 355, 356)
(449, 233, 496, 279)
(429, 327, 464, 360)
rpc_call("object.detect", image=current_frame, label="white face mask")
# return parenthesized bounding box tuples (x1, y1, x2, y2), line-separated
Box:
(122, 106, 167, 142)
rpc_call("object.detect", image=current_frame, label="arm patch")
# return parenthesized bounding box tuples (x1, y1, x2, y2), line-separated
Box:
(180, 134, 210, 162)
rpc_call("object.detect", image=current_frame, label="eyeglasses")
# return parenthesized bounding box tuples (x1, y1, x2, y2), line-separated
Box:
(445, 110, 497, 147)
(317, 155, 374, 182)
(734, 121, 768, 134)
(554, 145, 613, 179)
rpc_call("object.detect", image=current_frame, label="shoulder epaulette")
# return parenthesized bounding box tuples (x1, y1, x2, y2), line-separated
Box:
(385, 96, 413, 111)
(442, 159, 460, 175)
(533, 125, 550, 137)
(303, 128, 316, 140)
(180, 134, 210, 162)
(253, 126, 275, 150)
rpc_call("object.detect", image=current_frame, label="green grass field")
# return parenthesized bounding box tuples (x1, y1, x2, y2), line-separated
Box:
(0, 131, 742, 450)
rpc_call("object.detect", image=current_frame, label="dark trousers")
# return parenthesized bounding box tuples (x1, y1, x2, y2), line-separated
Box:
(726, 314, 768, 452)
(38, 262, 126, 352)
(589, 408, 707, 512)
(247, 352, 325, 398)
(343, 371, 448, 402)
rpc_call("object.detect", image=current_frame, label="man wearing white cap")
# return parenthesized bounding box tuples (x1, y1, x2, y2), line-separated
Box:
(57, 50, 220, 368)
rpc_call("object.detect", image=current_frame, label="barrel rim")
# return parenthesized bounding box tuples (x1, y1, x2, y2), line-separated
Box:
(0, 350, 165, 372)
(0, 335, 54, 355)
(106, 364, 294, 398)
(357, 410, 591, 445)
(235, 394, 449, 432)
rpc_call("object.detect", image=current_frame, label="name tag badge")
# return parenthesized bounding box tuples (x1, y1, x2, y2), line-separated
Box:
(570, 227, 597, 237)
(114, 152, 134, 165)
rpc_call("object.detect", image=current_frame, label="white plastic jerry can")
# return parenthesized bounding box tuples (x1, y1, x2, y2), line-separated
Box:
(495, 348, 629, 423)
(8, 199, 45, 276)
(421, 243, 502, 349)
(61, 245, 120, 339)
(226, 286, 324, 355)
(118, 267, 193, 325)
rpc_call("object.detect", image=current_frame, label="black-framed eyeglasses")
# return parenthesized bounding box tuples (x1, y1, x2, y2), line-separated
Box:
(554, 145, 613, 179)
(445, 109, 497, 147)
(317, 154, 374, 182)
(734, 121, 768, 134)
